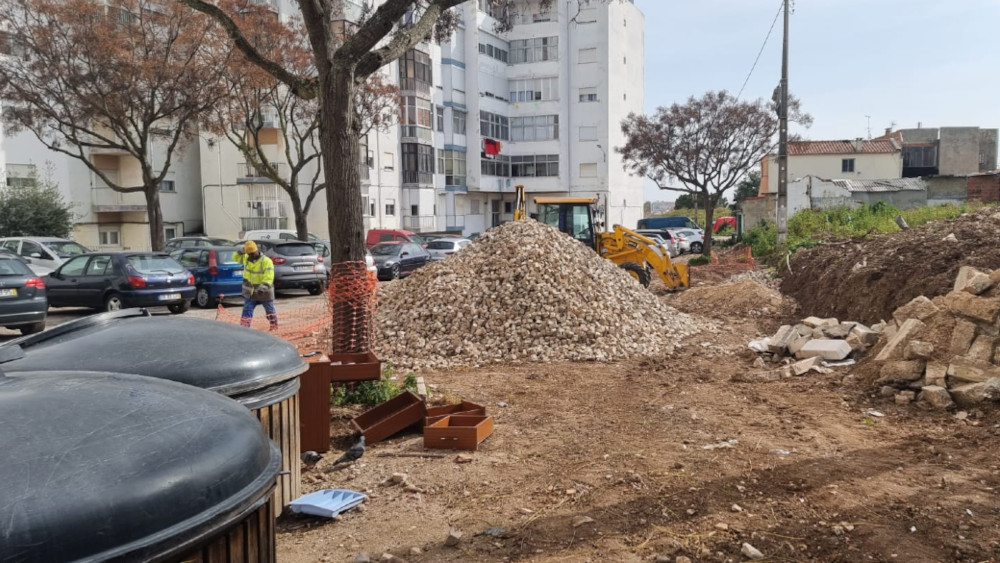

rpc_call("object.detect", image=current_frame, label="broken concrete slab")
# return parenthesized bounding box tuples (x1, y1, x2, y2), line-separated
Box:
(801, 316, 825, 328)
(788, 335, 811, 356)
(793, 324, 813, 337)
(893, 296, 940, 325)
(821, 323, 853, 339)
(947, 356, 1000, 384)
(946, 292, 1000, 324)
(903, 340, 934, 361)
(767, 325, 797, 355)
(883, 321, 899, 342)
(895, 391, 916, 405)
(964, 273, 995, 295)
(850, 325, 880, 347)
(949, 378, 1000, 408)
(925, 363, 948, 388)
(846, 333, 866, 352)
(918, 386, 955, 410)
(797, 339, 852, 361)
(954, 266, 985, 293)
(967, 335, 996, 364)
(875, 318, 925, 362)
(790, 356, 823, 376)
(950, 320, 978, 356)
(877, 360, 926, 383)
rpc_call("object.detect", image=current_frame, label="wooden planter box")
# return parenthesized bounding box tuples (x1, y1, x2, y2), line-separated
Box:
(424, 401, 487, 427)
(299, 354, 333, 453)
(423, 415, 494, 451)
(351, 391, 426, 444)
(329, 352, 381, 382)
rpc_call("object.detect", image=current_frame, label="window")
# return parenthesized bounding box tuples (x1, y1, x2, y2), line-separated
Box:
(579, 126, 598, 141)
(436, 105, 445, 131)
(399, 49, 432, 92)
(410, 204, 419, 216)
(481, 155, 511, 177)
(503, 202, 513, 214)
(19, 241, 42, 258)
(401, 95, 432, 137)
(401, 143, 435, 184)
(440, 150, 467, 186)
(480, 111, 510, 140)
(477, 0, 505, 19)
(383, 152, 395, 170)
(511, 154, 559, 177)
(579, 87, 598, 102)
(510, 115, 559, 142)
(478, 42, 509, 63)
(453, 109, 467, 134)
(903, 146, 937, 168)
(0, 240, 18, 252)
(165, 227, 177, 240)
(579, 163, 598, 178)
(159, 180, 175, 192)
(578, 48, 597, 64)
(178, 250, 200, 269)
(59, 256, 90, 277)
(509, 77, 559, 102)
(842, 158, 856, 173)
(510, 37, 559, 64)
(370, 199, 377, 216)
(385, 201, 396, 216)
(85, 255, 112, 275)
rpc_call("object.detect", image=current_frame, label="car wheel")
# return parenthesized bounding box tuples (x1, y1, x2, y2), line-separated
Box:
(195, 287, 217, 309)
(690, 242, 704, 254)
(19, 321, 45, 336)
(390, 264, 400, 280)
(168, 301, 191, 315)
(308, 283, 324, 296)
(104, 294, 124, 312)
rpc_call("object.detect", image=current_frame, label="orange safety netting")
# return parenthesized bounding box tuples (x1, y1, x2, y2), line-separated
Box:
(215, 261, 378, 355)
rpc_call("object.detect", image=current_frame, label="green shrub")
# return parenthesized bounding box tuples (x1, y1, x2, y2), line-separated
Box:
(331, 362, 418, 407)
(687, 255, 711, 266)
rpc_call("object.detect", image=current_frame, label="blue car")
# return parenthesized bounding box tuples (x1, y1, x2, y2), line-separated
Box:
(170, 246, 244, 308)
(45, 252, 195, 313)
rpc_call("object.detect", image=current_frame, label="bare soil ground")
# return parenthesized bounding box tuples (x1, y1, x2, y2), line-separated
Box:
(278, 294, 1000, 562)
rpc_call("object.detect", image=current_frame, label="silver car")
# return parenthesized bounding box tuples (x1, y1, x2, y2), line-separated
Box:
(666, 229, 705, 254)
(425, 238, 472, 261)
(635, 229, 679, 258)
(251, 240, 327, 295)
(0, 237, 91, 275)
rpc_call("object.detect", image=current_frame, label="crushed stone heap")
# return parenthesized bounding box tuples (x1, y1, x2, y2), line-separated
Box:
(375, 220, 705, 370)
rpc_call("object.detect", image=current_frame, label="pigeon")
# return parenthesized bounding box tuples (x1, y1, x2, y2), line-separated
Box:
(333, 436, 366, 465)
(300, 451, 322, 465)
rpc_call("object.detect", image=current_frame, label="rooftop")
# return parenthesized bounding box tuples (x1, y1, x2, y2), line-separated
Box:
(789, 140, 900, 156)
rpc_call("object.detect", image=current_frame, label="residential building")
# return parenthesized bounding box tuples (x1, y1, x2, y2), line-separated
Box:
(876, 125, 999, 178)
(759, 139, 903, 196)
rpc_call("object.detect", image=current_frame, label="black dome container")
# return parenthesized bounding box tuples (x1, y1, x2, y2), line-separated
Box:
(0, 309, 307, 511)
(0, 371, 279, 562)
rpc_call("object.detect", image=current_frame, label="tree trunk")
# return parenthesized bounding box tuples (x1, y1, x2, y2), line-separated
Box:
(322, 64, 364, 263)
(702, 192, 716, 256)
(289, 189, 309, 242)
(145, 187, 165, 251)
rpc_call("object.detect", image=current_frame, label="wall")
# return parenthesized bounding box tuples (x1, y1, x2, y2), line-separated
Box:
(925, 176, 968, 204)
(967, 174, 1000, 203)
(939, 127, 982, 176)
(980, 129, 999, 172)
(851, 190, 926, 209)
(763, 152, 902, 193)
(740, 194, 775, 229)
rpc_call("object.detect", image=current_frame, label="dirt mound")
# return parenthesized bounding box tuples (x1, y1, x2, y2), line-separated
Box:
(781, 208, 1000, 324)
(667, 278, 795, 319)
(375, 220, 708, 370)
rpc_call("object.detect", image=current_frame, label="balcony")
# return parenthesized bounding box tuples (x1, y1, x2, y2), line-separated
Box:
(401, 170, 434, 185)
(399, 78, 431, 96)
(511, 11, 557, 24)
(400, 125, 433, 143)
(402, 215, 437, 232)
(92, 186, 147, 213)
(237, 162, 285, 184)
(446, 215, 465, 232)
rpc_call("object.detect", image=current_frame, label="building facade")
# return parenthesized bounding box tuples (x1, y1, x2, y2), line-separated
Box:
(759, 139, 903, 196)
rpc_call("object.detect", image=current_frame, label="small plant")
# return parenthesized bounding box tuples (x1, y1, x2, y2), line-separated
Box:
(331, 362, 419, 407)
(688, 254, 711, 266)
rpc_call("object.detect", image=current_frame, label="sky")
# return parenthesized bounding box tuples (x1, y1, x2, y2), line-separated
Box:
(635, 0, 1000, 203)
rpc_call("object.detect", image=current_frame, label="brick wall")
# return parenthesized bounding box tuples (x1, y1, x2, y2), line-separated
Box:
(967, 174, 1000, 203)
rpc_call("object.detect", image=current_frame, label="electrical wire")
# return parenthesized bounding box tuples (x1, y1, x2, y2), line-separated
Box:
(736, 0, 784, 100)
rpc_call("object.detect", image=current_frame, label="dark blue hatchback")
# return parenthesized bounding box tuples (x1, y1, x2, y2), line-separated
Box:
(170, 246, 244, 308)
(46, 252, 195, 313)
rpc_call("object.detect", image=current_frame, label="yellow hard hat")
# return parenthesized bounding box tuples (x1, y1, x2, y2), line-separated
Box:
(244, 240, 258, 254)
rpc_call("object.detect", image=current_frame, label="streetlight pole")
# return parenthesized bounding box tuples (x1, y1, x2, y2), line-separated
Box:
(776, 0, 790, 247)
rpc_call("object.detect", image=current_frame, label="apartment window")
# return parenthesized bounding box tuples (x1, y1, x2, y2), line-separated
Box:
(511, 154, 559, 177)
(579, 126, 598, 141)
(478, 42, 509, 63)
(401, 143, 435, 184)
(509, 77, 559, 102)
(385, 201, 396, 216)
(411, 204, 419, 216)
(5, 163, 36, 188)
(399, 49, 432, 92)
(99, 227, 120, 246)
(510, 37, 559, 64)
(383, 152, 394, 170)
(362, 195, 373, 217)
(436, 105, 445, 132)
(159, 180, 175, 192)
(481, 155, 511, 177)
(165, 227, 177, 240)
(477, 0, 505, 19)
(579, 87, 598, 103)
(579, 163, 598, 178)
(504, 202, 513, 214)
(480, 111, 510, 140)
(370, 199, 377, 216)
(453, 109, 467, 135)
(903, 146, 936, 168)
(440, 150, 467, 186)
(578, 48, 597, 64)
(402, 95, 432, 138)
(511, 115, 559, 142)
(842, 158, 856, 173)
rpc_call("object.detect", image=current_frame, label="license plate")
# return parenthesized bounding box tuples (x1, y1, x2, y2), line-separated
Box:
(233, 270, 243, 277)
(0, 288, 16, 298)
(294, 265, 313, 272)
(158, 293, 182, 301)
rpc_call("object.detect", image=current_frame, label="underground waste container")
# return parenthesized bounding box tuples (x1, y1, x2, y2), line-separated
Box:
(0, 309, 307, 511)
(0, 370, 280, 562)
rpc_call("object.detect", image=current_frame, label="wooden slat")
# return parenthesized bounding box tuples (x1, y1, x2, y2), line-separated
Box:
(175, 499, 275, 563)
(251, 392, 301, 515)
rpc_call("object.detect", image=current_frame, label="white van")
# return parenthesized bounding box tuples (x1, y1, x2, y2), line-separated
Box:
(242, 229, 322, 242)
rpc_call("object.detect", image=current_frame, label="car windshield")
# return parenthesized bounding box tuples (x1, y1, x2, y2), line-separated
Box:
(274, 243, 315, 257)
(0, 258, 32, 276)
(128, 255, 185, 274)
(46, 241, 90, 258)
(216, 250, 239, 265)
(370, 244, 401, 256)
(209, 238, 236, 246)
(408, 235, 429, 246)
(426, 241, 454, 250)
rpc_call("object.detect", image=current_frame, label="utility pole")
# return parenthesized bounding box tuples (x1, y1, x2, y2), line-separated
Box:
(776, 0, 790, 247)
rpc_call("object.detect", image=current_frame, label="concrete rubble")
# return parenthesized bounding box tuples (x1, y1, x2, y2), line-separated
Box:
(742, 315, 876, 382)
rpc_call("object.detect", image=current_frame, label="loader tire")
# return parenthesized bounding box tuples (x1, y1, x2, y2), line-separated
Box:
(620, 262, 651, 288)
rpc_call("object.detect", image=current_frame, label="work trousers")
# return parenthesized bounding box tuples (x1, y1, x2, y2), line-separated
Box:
(241, 298, 278, 330)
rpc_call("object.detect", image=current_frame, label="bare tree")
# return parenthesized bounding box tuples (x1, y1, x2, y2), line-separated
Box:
(618, 90, 811, 255)
(0, 0, 229, 250)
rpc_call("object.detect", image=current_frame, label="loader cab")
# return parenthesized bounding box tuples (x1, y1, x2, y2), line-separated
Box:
(535, 197, 599, 250)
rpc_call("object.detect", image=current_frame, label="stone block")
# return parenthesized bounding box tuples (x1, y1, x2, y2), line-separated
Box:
(949, 378, 1000, 408)
(767, 325, 796, 355)
(918, 386, 955, 409)
(793, 324, 813, 337)
(947, 292, 1000, 324)
(788, 335, 811, 356)
(846, 333, 866, 352)
(925, 362, 948, 387)
(950, 320, 978, 356)
(964, 273, 995, 295)
(875, 318, 925, 362)
(967, 335, 996, 363)
(790, 356, 823, 376)
(850, 325, 880, 346)
(947, 356, 1000, 384)
(903, 340, 934, 361)
(894, 391, 916, 405)
(883, 321, 898, 341)
(878, 360, 926, 383)
(893, 296, 940, 324)
(801, 316, 825, 328)
(797, 339, 852, 361)
(954, 266, 985, 293)
(822, 323, 853, 339)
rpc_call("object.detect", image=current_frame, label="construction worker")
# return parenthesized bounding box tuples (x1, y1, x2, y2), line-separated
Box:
(234, 241, 278, 330)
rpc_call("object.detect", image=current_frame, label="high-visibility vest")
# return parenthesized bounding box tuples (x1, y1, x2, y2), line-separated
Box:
(234, 252, 275, 286)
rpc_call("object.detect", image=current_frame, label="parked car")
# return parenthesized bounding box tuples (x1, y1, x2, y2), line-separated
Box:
(425, 238, 472, 261)
(0, 237, 91, 273)
(0, 249, 52, 276)
(250, 240, 327, 295)
(45, 252, 194, 313)
(164, 236, 237, 251)
(365, 229, 429, 249)
(369, 242, 431, 280)
(712, 216, 737, 233)
(243, 229, 323, 242)
(667, 229, 705, 254)
(0, 255, 47, 335)
(637, 216, 699, 231)
(309, 241, 378, 277)
(170, 246, 244, 308)
(635, 229, 680, 258)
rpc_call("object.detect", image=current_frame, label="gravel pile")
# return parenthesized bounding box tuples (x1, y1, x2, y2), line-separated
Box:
(375, 220, 705, 370)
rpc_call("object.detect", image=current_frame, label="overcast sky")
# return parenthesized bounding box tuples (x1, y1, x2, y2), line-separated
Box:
(635, 0, 1000, 202)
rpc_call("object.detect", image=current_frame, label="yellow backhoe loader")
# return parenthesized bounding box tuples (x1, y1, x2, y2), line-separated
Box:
(514, 185, 689, 290)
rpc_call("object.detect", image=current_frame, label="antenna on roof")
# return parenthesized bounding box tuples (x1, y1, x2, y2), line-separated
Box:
(865, 115, 872, 139)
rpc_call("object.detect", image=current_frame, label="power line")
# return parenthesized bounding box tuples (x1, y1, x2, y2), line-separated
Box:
(736, 0, 784, 100)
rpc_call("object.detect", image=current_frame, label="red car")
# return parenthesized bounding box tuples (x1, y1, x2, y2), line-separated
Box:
(712, 217, 737, 232)
(365, 229, 428, 249)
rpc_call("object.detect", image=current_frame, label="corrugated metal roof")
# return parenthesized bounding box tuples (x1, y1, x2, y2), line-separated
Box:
(789, 140, 900, 155)
(832, 178, 927, 192)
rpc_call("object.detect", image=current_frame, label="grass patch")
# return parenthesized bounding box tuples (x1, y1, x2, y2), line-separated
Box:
(331, 362, 418, 407)
(687, 255, 712, 266)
